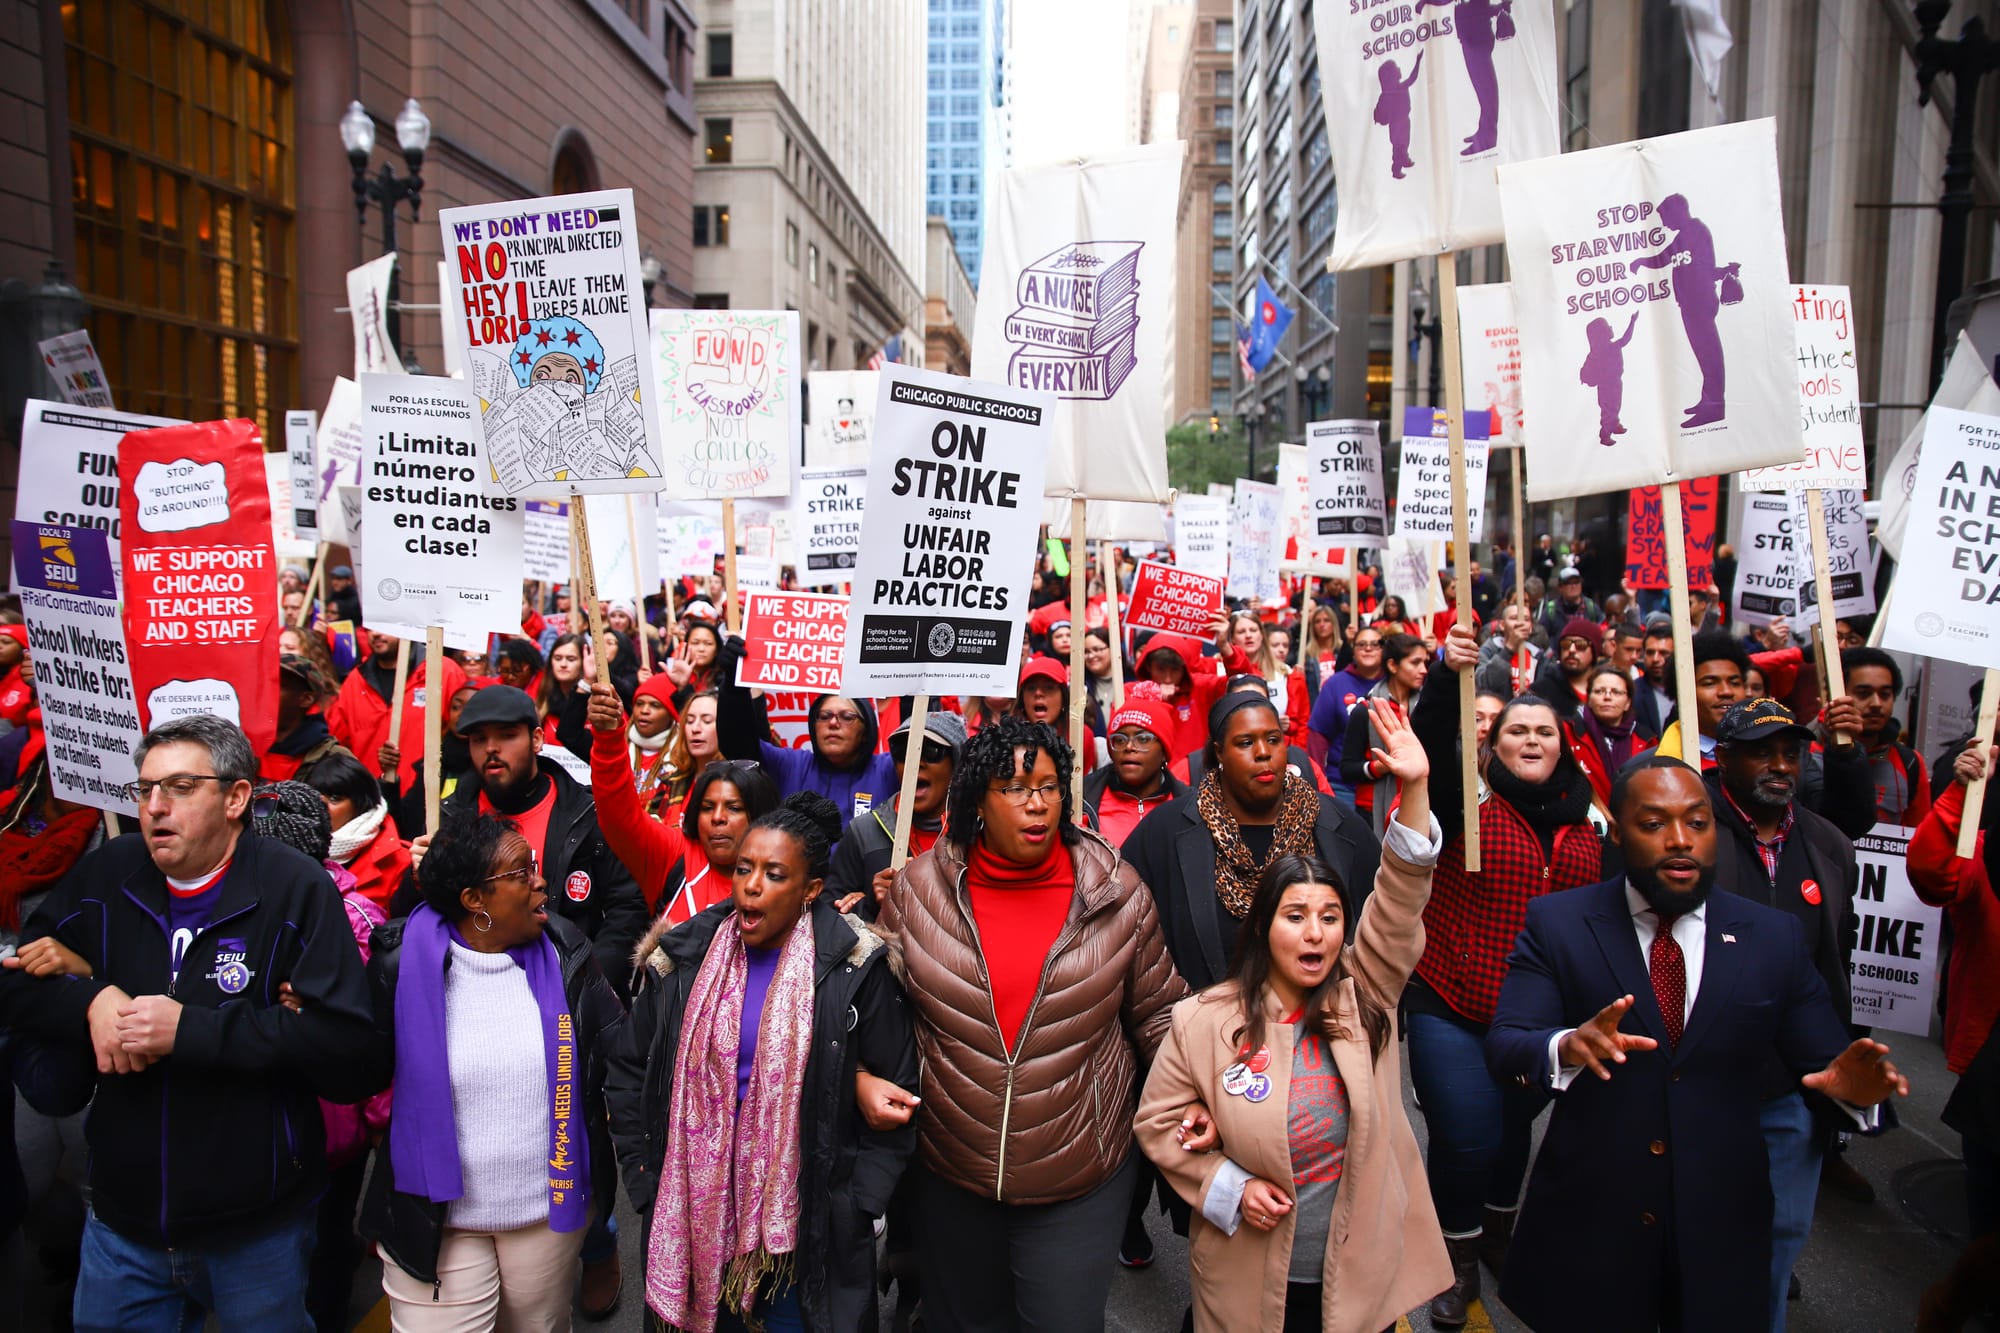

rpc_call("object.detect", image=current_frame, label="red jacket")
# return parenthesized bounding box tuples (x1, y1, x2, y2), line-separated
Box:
(341, 819, 413, 914)
(1907, 779, 1997, 1074)
(1135, 642, 1251, 760)
(590, 723, 704, 913)
(327, 656, 465, 791)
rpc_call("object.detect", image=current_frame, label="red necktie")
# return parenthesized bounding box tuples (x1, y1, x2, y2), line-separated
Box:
(1650, 911, 1687, 1048)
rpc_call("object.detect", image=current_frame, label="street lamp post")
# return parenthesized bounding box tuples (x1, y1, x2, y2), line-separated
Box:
(340, 98, 432, 372)
(1914, 3, 2000, 390)
(1244, 401, 1265, 480)
(1409, 277, 1442, 407)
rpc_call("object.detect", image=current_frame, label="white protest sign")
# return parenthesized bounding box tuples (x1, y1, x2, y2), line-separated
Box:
(1738, 285, 1867, 491)
(14, 400, 182, 570)
(1793, 487, 1874, 628)
(1879, 332, 2000, 560)
(1498, 120, 1806, 501)
(347, 252, 399, 375)
(522, 499, 570, 582)
(1277, 443, 1339, 575)
(792, 466, 866, 587)
(841, 366, 1054, 696)
(806, 370, 880, 469)
(1846, 826, 1943, 1038)
(357, 374, 525, 641)
(658, 507, 726, 581)
(972, 143, 1181, 504)
(1173, 493, 1230, 580)
(438, 259, 462, 378)
(315, 376, 368, 542)
(1311, 0, 1559, 270)
(1227, 479, 1282, 603)
(1384, 535, 1444, 617)
(263, 454, 315, 562)
(1732, 492, 1797, 628)
(584, 491, 659, 605)
(38, 330, 115, 408)
(1456, 284, 1522, 445)
(284, 410, 320, 542)
(1394, 407, 1488, 541)
(651, 309, 800, 499)
(440, 188, 665, 495)
(1308, 419, 1388, 546)
(1882, 407, 2000, 669)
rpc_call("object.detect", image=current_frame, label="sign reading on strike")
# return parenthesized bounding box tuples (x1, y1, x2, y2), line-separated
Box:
(1125, 560, 1224, 640)
(1845, 827, 1943, 1038)
(737, 590, 849, 693)
(1306, 419, 1387, 543)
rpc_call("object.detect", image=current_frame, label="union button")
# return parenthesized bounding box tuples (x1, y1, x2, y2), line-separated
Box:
(1649, 1140, 1666, 1156)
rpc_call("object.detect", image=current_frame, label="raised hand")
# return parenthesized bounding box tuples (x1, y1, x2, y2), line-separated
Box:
(1802, 1038, 1909, 1107)
(1365, 697, 1430, 786)
(665, 638, 695, 688)
(1556, 994, 1660, 1081)
(1440, 621, 1479, 673)
(586, 681, 625, 735)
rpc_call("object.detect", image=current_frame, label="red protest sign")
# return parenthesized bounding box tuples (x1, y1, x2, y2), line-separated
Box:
(1125, 559, 1225, 639)
(118, 419, 281, 754)
(735, 590, 848, 694)
(1624, 476, 1719, 591)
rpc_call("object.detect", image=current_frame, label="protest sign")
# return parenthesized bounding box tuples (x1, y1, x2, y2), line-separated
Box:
(117, 418, 280, 753)
(38, 330, 114, 408)
(1275, 444, 1335, 575)
(583, 491, 658, 610)
(792, 466, 866, 587)
(805, 370, 880, 469)
(1307, 419, 1388, 544)
(15, 400, 183, 566)
(1793, 487, 1873, 628)
(12, 521, 140, 812)
(1125, 559, 1224, 640)
(1732, 492, 1797, 627)
(1394, 407, 1489, 541)
(262, 455, 315, 562)
(658, 507, 726, 581)
(1384, 536, 1443, 617)
(1309, 0, 1558, 271)
(284, 410, 320, 542)
(1498, 120, 1806, 502)
(440, 188, 664, 495)
(1625, 476, 1718, 591)
(1879, 332, 2000, 560)
(1227, 479, 1283, 603)
(1455, 284, 1522, 445)
(358, 374, 525, 641)
(1845, 827, 1943, 1038)
(842, 366, 1054, 696)
(347, 253, 399, 375)
(736, 590, 848, 693)
(1882, 407, 2000, 670)
(1173, 493, 1229, 580)
(522, 500, 570, 582)
(315, 376, 368, 542)
(652, 309, 800, 500)
(972, 144, 1180, 505)
(1738, 285, 1867, 491)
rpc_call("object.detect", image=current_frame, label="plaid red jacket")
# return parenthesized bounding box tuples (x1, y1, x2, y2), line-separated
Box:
(1415, 793, 1603, 1026)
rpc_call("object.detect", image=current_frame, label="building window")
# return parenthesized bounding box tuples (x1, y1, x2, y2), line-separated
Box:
(615, 0, 648, 34)
(704, 119, 733, 163)
(707, 31, 732, 76)
(1303, 123, 1329, 174)
(1211, 317, 1232, 343)
(694, 292, 730, 309)
(1212, 181, 1231, 203)
(827, 265, 838, 301)
(64, 0, 298, 436)
(929, 96, 945, 117)
(663, 16, 691, 92)
(929, 69, 946, 90)
(693, 204, 730, 246)
(808, 242, 820, 284)
(952, 122, 978, 141)
(786, 221, 799, 266)
(1211, 352, 1231, 379)
(1215, 69, 1231, 95)
(952, 147, 979, 168)
(1211, 246, 1234, 275)
(1212, 210, 1234, 239)
(1214, 137, 1232, 165)
(952, 95, 979, 116)
(1213, 105, 1234, 128)
(1214, 20, 1234, 51)
(952, 67, 979, 89)
(1309, 270, 1336, 321)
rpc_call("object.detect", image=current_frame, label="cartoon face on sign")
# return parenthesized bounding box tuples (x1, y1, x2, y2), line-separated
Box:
(1002, 242, 1144, 401)
(511, 316, 607, 394)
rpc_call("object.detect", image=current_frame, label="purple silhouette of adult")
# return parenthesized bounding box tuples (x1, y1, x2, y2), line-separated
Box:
(1578, 311, 1640, 446)
(1416, 0, 1510, 154)
(1374, 51, 1425, 179)
(1628, 194, 1734, 427)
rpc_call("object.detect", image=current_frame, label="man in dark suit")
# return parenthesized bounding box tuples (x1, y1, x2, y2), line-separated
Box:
(1485, 755, 1906, 1332)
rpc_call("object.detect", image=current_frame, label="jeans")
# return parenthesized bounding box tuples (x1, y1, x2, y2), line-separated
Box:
(717, 1277, 805, 1333)
(1761, 1092, 1821, 1333)
(74, 1206, 317, 1333)
(1406, 1007, 1546, 1235)
(580, 1204, 619, 1265)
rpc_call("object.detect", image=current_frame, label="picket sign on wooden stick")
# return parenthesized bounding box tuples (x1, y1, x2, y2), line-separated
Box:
(103, 811, 121, 838)
(890, 693, 932, 869)
(303, 542, 329, 626)
(1100, 538, 1126, 709)
(1068, 497, 1088, 825)
(623, 495, 653, 672)
(1801, 488, 1850, 747)
(1660, 483, 1703, 767)
(1437, 263, 1482, 872)
(721, 497, 742, 634)
(567, 498, 609, 658)
(424, 625, 445, 833)
(1960, 669, 2000, 859)
(567, 520, 585, 634)
(1511, 451, 1527, 610)
(387, 638, 412, 746)
(1866, 584, 1893, 648)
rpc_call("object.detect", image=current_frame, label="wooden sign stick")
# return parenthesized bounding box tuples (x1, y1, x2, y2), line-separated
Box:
(1959, 669, 2000, 860)
(568, 498, 609, 661)
(1801, 488, 1851, 747)
(1511, 449, 1528, 610)
(890, 693, 931, 869)
(624, 494, 653, 672)
(1660, 482, 1703, 768)
(1437, 262, 1482, 872)
(424, 625, 445, 832)
(1068, 496, 1088, 825)
(303, 542, 329, 626)
(721, 497, 741, 635)
(387, 637, 412, 753)
(1099, 538, 1126, 709)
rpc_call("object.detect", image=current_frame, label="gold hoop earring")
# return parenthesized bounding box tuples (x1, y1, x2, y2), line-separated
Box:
(474, 910, 494, 933)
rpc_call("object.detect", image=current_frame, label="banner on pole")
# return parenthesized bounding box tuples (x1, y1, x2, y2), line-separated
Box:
(1731, 492, 1797, 627)
(347, 253, 399, 376)
(651, 309, 801, 499)
(1307, 418, 1388, 544)
(284, 410, 320, 542)
(15, 400, 182, 570)
(658, 508, 726, 581)
(1499, 120, 1806, 501)
(1881, 407, 2000, 669)
(805, 370, 880, 469)
(1227, 479, 1283, 603)
(792, 466, 866, 587)
(522, 500, 570, 583)
(1173, 493, 1230, 580)
(1624, 476, 1719, 592)
(1126, 559, 1224, 640)
(315, 376, 368, 543)
(736, 590, 848, 693)
(38, 330, 115, 408)
(1846, 826, 1943, 1038)
(1878, 332, 2000, 560)
(1455, 284, 1523, 445)
(1394, 407, 1489, 542)
(1738, 285, 1867, 491)
(1793, 487, 1874, 628)
(1384, 536, 1443, 617)
(841, 366, 1054, 696)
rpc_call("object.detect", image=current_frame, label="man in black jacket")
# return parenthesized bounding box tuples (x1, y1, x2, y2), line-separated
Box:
(0, 715, 384, 1330)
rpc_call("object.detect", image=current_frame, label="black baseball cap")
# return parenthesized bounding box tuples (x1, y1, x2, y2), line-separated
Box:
(454, 685, 539, 737)
(1714, 698, 1814, 747)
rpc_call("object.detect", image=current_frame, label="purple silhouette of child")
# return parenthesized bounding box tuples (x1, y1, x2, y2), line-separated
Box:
(1578, 311, 1640, 446)
(1374, 51, 1425, 180)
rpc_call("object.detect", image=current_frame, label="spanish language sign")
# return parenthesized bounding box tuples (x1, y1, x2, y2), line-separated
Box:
(1394, 407, 1489, 541)
(358, 374, 525, 641)
(1845, 827, 1942, 1038)
(1624, 476, 1718, 592)
(1455, 283, 1523, 445)
(1738, 284, 1867, 491)
(38, 330, 115, 408)
(117, 418, 280, 754)
(12, 521, 139, 813)
(1882, 407, 2000, 670)
(1499, 120, 1806, 501)
(1125, 560, 1224, 641)
(1307, 419, 1388, 543)
(440, 188, 664, 494)
(15, 400, 183, 568)
(841, 366, 1054, 696)
(651, 308, 800, 500)
(1310, 0, 1559, 270)
(736, 590, 848, 693)
(1793, 486, 1874, 628)
(792, 466, 866, 587)
(1172, 493, 1230, 581)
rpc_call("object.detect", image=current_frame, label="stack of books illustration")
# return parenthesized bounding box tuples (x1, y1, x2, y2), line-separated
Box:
(1003, 241, 1143, 400)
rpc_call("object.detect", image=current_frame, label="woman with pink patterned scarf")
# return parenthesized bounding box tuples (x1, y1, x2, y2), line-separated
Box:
(606, 792, 918, 1332)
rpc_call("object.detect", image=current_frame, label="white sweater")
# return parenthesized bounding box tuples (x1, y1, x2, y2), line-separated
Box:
(444, 942, 551, 1232)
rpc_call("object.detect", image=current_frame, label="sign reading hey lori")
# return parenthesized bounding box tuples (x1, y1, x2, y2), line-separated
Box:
(1882, 407, 2000, 670)
(650, 308, 800, 500)
(1310, 0, 1559, 269)
(1738, 285, 1868, 491)
(1394, 407, 1490, 541)
(439, 188, 664, 495)
(1307, 419, 1388, 543)
(972, 144, 1180, 505)
(841, 366, 1054, 696)
(1499, 119, 1805, 501)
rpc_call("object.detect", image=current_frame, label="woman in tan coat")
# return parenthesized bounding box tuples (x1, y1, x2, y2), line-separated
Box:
(1136, 698, 1450, 1332)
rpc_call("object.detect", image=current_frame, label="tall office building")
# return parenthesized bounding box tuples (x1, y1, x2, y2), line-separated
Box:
(925, 0, 1008, 288)
(1170, 0, 1234, 426)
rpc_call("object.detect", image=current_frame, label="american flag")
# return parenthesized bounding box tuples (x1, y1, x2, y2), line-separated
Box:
(1235, 320, 1257, 385)
(867, 333, 902, 371)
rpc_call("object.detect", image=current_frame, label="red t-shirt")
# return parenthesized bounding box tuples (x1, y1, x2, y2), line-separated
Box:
(480, 780, 559, 866)
(964, 840, 1075, 1053)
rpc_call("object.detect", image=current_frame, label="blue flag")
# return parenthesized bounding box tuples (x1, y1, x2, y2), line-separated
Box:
(1244, 277, 1294, 373)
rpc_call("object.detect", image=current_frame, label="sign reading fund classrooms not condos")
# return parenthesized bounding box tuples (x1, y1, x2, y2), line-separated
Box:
(842, 367, 1054, 697)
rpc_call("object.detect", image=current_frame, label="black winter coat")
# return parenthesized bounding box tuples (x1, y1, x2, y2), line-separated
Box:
(358, 912, 625, 1287)
(605, 899, 918, 1333)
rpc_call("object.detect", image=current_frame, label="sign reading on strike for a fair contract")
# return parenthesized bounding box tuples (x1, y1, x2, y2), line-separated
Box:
(842, 366, 1054, 697)
(1125, 560, 1224, 641)
(1307, 419, 1387, 543)
(737, 590, 848, 694)
(1882, 407, 2000, 670)
(1846, 826, 1943, 1038)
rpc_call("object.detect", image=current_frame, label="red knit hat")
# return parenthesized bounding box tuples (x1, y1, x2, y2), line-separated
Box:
(1557, 616, 1605, 655)
(1108, 696, 1174, 742)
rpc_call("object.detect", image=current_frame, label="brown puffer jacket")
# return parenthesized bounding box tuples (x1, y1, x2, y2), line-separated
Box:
(881, 829, 1189, 1205)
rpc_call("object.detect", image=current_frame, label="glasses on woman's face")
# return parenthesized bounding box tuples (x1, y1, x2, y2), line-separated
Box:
(991, 780, 1062, 807)
(1108, 730, 1160, 752)
(820, 709, 864, 726)
(479, 849, 540, 887)
(1354, 638, 1382, 652)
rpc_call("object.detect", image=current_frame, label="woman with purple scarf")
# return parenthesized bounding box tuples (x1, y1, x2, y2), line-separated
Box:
(359, 808, 625, 1329)
(605, 792, 918, 1333)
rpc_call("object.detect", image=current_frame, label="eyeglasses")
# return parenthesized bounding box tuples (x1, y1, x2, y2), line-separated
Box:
(123, 774, 229, 803)
(991, 780, 1063, 806)
(819, 710, 864, 726)
(1353, 638, 1383, 650)
(891, 738, 951, 765)
(479, 849, 540, 887)
(1108, 731, 1160, 752)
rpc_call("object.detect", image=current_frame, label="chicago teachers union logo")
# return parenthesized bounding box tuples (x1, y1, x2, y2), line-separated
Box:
(927, 623, 956, 658)
(377, 577, 403, 602)
(1914, 612, 1945, 638)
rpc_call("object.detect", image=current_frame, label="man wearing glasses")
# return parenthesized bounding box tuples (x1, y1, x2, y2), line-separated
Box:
(1306, 626, 1390, 803)
(0, 715, 383, 1331)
